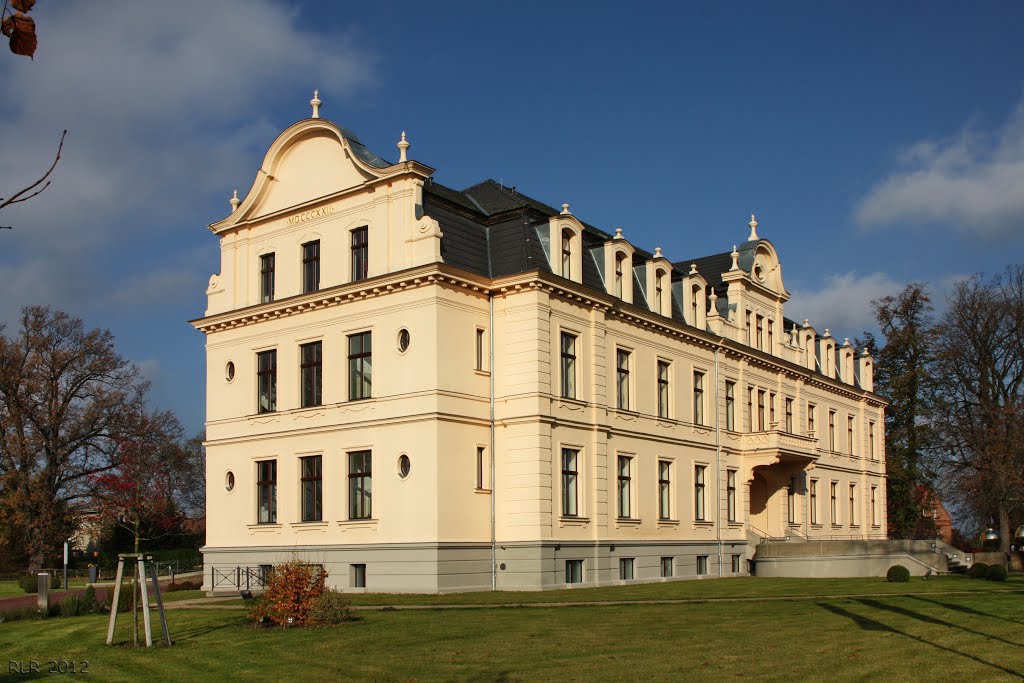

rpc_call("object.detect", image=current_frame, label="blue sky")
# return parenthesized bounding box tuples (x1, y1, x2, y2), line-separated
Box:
(0, 1, 1021, 434)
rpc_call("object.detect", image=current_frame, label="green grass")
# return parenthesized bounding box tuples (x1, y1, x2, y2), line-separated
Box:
(2, 581, 1024, 681)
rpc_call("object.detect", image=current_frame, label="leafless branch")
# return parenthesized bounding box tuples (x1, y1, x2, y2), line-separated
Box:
(0, 129, 67, 217)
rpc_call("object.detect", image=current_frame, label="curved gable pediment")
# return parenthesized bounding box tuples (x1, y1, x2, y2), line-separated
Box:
(740, 240, 789, 299)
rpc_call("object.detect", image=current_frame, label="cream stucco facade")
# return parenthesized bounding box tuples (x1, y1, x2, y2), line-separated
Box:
(194, 101, 887, 593)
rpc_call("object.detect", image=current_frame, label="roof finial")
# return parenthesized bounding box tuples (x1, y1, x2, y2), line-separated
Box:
(310, 89, 322, 118)
(689, 262, 698, 274)
(748, 213, 759, 241)
(561, 203, 571, 215)
(229, 189, 240, 212)
(654, 247, 663, 258)
(397, 131, 410, 163)
(729, 244, 739, 271)
(614, 228, 623, 239)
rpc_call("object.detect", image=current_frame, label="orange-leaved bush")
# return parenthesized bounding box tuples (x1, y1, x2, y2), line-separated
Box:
(250, 560, 327, 627)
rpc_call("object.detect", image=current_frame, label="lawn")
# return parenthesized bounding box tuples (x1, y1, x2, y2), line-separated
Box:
(2, 577, 1023, 681)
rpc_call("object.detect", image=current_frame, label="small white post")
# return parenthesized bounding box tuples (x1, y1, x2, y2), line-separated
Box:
(37, 573, 49, 613)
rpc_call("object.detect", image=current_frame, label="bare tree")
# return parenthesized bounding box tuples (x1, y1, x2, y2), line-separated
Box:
(931, 267, 1024, 553)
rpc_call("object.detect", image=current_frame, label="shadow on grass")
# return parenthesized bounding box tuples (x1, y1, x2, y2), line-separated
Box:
(819, 602, 1023, 678)
(857, 598, 1024, 649)
(167, 619, 241, 643)
(906, 595, 1024, 627)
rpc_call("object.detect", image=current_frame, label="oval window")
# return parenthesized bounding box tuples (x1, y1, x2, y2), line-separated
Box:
(225, 361, 235, 382)
(225, 471, 235, 492)
(398, 454, 411, 479)
(397, 328, 411, 353)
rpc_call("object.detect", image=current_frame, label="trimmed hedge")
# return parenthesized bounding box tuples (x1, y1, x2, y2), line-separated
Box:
(18, 572, 61, 593)
(985, 564, 1008, 582)
(968, 562, 989, 579)
(886, 565, 910, 583)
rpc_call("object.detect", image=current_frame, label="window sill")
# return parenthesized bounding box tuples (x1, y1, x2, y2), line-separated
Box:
(291, 521, 329, 530)
(615, 517, 642, 528)
(657, 519, 680, 528)
(694, 520, 714, 527)
(557, 396, 587, 408)
(558, 516, 590, 527)
(247, 523, 282, 532)
(337, 518, 378, 530)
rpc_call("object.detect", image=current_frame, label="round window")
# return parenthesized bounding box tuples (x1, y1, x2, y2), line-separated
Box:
(397, 328, 411, 353)
(225, 361, 235, 382)
(753, 264, 765, 282)
(398, 454, 411, 479)
(225, 471, 235, 492)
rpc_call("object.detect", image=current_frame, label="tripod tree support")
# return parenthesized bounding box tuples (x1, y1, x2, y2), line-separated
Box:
(105, 554, 171, 647)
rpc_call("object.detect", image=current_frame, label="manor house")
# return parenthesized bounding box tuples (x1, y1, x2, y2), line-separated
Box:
(193, 94, 887, 592)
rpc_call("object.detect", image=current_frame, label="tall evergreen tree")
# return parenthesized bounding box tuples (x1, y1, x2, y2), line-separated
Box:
(871, 284, 937, 539)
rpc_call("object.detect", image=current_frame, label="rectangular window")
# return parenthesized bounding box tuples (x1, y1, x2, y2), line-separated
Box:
(693, 371, 704, 425)
(619, 558, 635, 581)
(300, 455, 322, 522)
(725, 381, 736, 431)
(748, 387, 755, 432)
(756, 315, 763, 350)
(561, 332, 577, 399)
(351, 226, 368, 281)
(476, 446, 488, 490)
(808, 404, 816, 434)
(694, 465, 706, 521)
(617, 455, 632, 519)
(848, 415, 855, 455)
(849, 484, 857, 526)
(731, 554, 741, 573)
(810, 479, 819, 525)
(348, 450, 372, 520)
(769, 392, 776, 426)
(561, 231, 572, 278)
(257, 349, 277, 413)
(657, 360, 670, 418)
(260, 253, 275, 303)
(257, 459, 277, 524)
(616, 349, 630, 410)
(614, 254, 624, 298)
(785, 398, 793, 433)
(301, 240, 320, 293)
(660, 557, 674, 578)
(300, 341, 322, 408)
(697, 555, 708, 576)
(830, 481, 838, 525)
(757, 390, 766, 431)
(869, 422, 876, 459)
(788, 476, 796, 524)
(348, 331, 372, 400)
(565, 559, 583, 584)
(727, 469, 737, 522)
(746, 311, 753, 345)
(476, 328, 485, 371)
(658, 460, 671, 520)
(828, 410, 836, 451)
(767, 320, 773, 353)
(871, 486, 878, 526)
(561, 448, 579, 517)
(351, 564, 366, 588)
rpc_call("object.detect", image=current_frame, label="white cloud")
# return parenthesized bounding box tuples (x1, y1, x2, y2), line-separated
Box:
(0, 0, 377, 324)
(787, 271, 905, 341)
(855, 99, 1024, 238)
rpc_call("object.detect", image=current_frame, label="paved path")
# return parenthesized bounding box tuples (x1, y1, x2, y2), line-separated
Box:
(160, 587, 1024, 611)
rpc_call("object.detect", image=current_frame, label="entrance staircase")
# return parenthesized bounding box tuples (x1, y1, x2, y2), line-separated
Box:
(752, 538, 968, 578)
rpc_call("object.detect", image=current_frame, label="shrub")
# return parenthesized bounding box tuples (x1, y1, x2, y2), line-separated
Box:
(968, 562, 989, 579)
(165, 579, 202, 592)
(58, 595, 83, 617)
(886, 565, 910, 583)
(81, 585, 100, 614)
(18, 573, 61, 593)
(248, 560, 327, 627)
(309, 589, 353, 626)
(0, 607, 44, 623)
(986, 564, 1008, 582)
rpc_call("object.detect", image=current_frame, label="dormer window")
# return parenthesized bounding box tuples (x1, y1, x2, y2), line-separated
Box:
(654, 270, 665, 312)
(614, 253, 626, 298)
(260, 253, 275, 303)
(561, 229, 573, 279)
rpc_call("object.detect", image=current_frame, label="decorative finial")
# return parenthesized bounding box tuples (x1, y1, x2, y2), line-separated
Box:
(729, 245, 739, 271)
(708, 289, 719, 316)
(803, 319, 810, 327)
(310, 89, 322, 118)
(397, 131, 410, 163)
(654, 247, 662, 258)
(229, 189, 240, 212)
(689, 262, 698, 274)
(614, 228, 623, 239)
(748, 213, 759, 241)
(561, 203, 571, 215)
(843, 337, 851, 346)
(824, 328, 831, 337)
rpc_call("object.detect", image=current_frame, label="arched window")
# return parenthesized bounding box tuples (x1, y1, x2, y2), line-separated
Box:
(691, 286, 700, 323)
(561, 229, 573, 279)
(654, 269, 665, 312)
(614, 252, 626, 298)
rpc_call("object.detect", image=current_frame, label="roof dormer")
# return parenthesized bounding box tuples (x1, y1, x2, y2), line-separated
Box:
(604, 228, 636, 304)
(547, 204, 584, 283)
(645, 247, 673, 317)
(681, 262, 708, 331)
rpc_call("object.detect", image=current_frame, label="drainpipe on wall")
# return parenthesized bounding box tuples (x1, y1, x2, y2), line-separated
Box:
(714, 345, 723, 577)
(489, 293, 497, 591)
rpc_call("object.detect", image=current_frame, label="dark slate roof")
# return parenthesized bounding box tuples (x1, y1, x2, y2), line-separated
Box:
(323, 119, 393, 169)
(674, 251, 734, 289)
